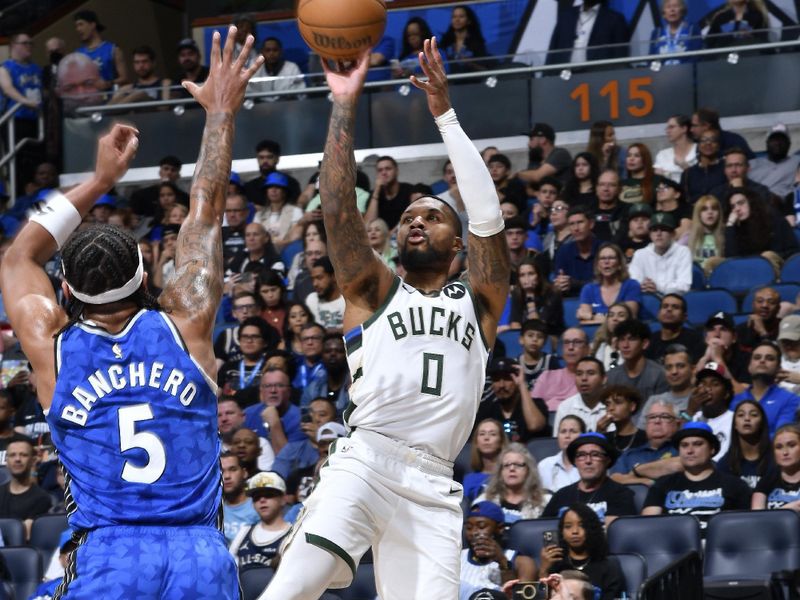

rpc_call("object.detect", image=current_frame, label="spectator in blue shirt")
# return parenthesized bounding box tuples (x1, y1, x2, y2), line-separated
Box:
(300, 334, 350, 413)
(553, 206, 601, 297)
(245, 368, 306, 449)
(577, 243, 642, 324)
(649, 0, 702, 64)
(611, 400, 680, 484)
(732, 341, 800, 438)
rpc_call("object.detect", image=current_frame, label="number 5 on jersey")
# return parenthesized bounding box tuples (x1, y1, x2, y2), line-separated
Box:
(119, 404, 166, 484)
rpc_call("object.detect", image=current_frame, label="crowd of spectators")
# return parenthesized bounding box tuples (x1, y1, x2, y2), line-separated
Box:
(1, 1, 800, 598)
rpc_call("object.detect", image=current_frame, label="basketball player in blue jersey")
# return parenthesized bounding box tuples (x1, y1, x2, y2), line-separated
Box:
(261, 38, 510, 599)
(0, 27, 263, 599)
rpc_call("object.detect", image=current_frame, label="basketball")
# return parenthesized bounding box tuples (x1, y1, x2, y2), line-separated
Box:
(297, 0, 387, 61)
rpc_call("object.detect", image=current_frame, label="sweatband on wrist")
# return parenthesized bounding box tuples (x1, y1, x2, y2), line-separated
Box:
(434, 108, 504, 238)
(27, 191, 82, 250)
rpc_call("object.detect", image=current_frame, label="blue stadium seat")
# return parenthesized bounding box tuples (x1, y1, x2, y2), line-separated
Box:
(281, 239, 304, 270)
(781, 253, 800, 282)
(241, 567, 274, 600)
(683, 290, 738, 327)
(581, 323, 600, 343)
(506, 518, 561, 559)
(708, 257, 775, 295)
(639, 293, 662, 322)
(497, 329, 522, 359)
(626, 484, 649, 514)
(0, 546, 42, 600)
(563, 297, 581, 327)
(741, 282, 800, 312)
(526, 437, 559, 462)
(0, 518, 24, 547)
(607, 514, 701, 576)
(691, 263, 706, 290)
(612, 553, 646, 600)
(29, 513, 68, 555)
(732, 313, 749, 326)
(336, 563, 376, 600)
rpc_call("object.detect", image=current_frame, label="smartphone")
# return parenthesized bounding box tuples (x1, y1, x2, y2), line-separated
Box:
(512, 581, 550, 600)
(0, 360, 27, 388)
(542, 530, 558, 548)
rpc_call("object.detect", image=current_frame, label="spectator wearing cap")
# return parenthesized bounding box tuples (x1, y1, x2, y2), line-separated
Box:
(680, 128, 727, 204)
(229, 472, 291, 571)
(244, 140, 302, 205)
(591, 169, 626, 243)
(546, 2, 630, 66)
(553, 357, 607, 435)
(517, 123, 573, 187)
(646, 294, 705, 363)
(460, 501, 537, 599)
(253, 172, 303, 252)
(777, 315, 800, 394)
(172, 37, 209, 99)
(542, 433, 636, 524)
(129, 155, 189, 218)
(750, 128, 800, 198)
(654, 178, 691, 240)
(616, 203, 652, 262)
(553, 206, 602, 296)
(731, 341, 800, 438)
(610, 400, 680, 485)
(89, 194, 115, 224)
(688, 361, 735, 459)
(74, 10, 127, 88)
(736, 286, 782, 355)
(699, 311, 751, 392)
(642, 422, 752, 530)
(477, 357, 548, 443)
(606, 320, 669, 409)
(628, 212, 692, 294)
(533, 327, 589, 412)
(487, 154, 527, 217)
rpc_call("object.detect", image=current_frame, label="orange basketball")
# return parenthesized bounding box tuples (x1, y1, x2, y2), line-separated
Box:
(297, 0, 387, 61)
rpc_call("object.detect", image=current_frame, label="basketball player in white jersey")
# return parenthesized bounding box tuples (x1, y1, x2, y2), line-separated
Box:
(260, 38, 509, 599)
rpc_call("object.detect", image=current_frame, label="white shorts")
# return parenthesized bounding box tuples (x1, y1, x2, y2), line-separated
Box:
(282, 428, 464, 597)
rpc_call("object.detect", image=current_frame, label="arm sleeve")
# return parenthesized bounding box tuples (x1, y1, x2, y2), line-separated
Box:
(434, 109, 504, 237)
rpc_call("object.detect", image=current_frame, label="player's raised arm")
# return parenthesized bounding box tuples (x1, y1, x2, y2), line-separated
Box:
(410, 37, 510, 346)
(319, 54, 394, 317)
(160, 27, 263, 335)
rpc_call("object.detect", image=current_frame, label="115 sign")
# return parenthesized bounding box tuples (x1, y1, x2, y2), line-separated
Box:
(569, 76, 655, 122)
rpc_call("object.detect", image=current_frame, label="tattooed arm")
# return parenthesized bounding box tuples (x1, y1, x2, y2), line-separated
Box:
(319, 54, 394, 330)
(159, 27, 263, 373)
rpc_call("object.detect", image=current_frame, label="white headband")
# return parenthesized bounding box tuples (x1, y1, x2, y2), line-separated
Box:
(64, 246, 145, 305)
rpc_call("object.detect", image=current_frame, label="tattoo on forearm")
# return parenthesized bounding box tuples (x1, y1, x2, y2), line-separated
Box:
(319, 100, 380, 304)
(190, 113, 234, 222)
(469, 232, 511, 311)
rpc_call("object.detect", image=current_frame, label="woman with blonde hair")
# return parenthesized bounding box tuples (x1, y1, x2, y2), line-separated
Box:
(474, 443, 550, 524)
(684, 194, 725, 275)
(366, 218, 396, 267)
(463, 419, 507, 502)
(590, 302, 632, 370)
(752, 424, 800, 511)
(577, 243, 641, 324)
(708, 0, 770, 48)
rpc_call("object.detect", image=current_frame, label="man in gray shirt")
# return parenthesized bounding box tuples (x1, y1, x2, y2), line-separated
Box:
(639, 344, 694, 427)
(517, 122, 572, 186)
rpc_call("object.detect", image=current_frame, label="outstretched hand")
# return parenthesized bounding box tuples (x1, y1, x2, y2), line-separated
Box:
(182, 26, 264, 114)
(95, 123, 139, 187)
(321, 50, 371, 102)
(410, 37, 451, 118)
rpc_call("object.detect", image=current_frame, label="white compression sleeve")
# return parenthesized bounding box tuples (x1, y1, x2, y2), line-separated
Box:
(434, 108, 504, 237)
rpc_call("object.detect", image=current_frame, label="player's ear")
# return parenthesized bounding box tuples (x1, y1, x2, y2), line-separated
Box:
(141, 271, 149, 292)
(452, 235, 463, 254)
(61, 280, 71, 302)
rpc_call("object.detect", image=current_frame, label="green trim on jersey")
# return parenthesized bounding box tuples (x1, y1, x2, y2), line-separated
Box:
(461, 278, 491, 351)
(305, 533, 356, 579)
(362, 276, 401, 330)
(343, 400, 358, 427)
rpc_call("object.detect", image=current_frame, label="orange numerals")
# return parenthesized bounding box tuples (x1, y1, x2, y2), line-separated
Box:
(569, 77, 654, 122)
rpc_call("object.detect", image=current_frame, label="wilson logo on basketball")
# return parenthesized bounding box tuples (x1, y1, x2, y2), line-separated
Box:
(311, 32, 374, 50)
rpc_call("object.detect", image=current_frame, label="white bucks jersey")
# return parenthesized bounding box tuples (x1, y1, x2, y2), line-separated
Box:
(343, 277, 489, 461)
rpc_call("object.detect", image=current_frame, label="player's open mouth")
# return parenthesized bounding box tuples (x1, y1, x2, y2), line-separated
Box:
(408, 231, 427, 244)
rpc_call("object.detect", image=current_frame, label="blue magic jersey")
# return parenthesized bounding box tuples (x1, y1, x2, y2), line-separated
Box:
(47, 310, 221, 531)
(77, 41, 117, 82)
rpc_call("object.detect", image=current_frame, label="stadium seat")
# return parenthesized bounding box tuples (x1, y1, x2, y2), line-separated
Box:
(0, 518, 24, 547)
(683, 290, 738, 326)
(0, 466, 9, 486)
(612, 553, 646, 600)
(781, 253, 800, 283)
(497, 329, 522, 359)
(506, 518, 561, 559)
(607, 514, 701, 576)
(454, 442, 472, 484)
(741, 282, 800, 312)
(563, 298, 581, 328)
(280, 239, 303, 270)
(704, 510, 800, 578)
(580, 323, 600, 343)
(29, 513, 68, 555)
(0, 546, 43, 600)
(732, 313, 749, 326)
(708, 257, 775, 295)
(639, 293, 662, 322)
(240, 567, 274, 600)
(691, 263, 706, 290)
(625, 484, 649, 514)
(336, 563, 376, 600)
(526, 437, 560, 462)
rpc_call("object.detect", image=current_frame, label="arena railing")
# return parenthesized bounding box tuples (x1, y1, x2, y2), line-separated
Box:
(638, 551, 703, 600)
(0, 103, 45, 200)
(57, 34, 800, 180)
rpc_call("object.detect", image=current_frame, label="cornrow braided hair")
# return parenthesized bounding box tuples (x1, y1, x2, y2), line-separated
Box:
(57, 224, 161, 336)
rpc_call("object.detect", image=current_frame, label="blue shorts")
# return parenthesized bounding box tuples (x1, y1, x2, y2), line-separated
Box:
(56, 525, 239, 599)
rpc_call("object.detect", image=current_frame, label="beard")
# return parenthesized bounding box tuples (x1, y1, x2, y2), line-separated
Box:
(399, 242, 451, 272)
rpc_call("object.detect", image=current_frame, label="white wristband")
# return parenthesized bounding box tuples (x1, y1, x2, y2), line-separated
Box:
(27, 191, 82, 250)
